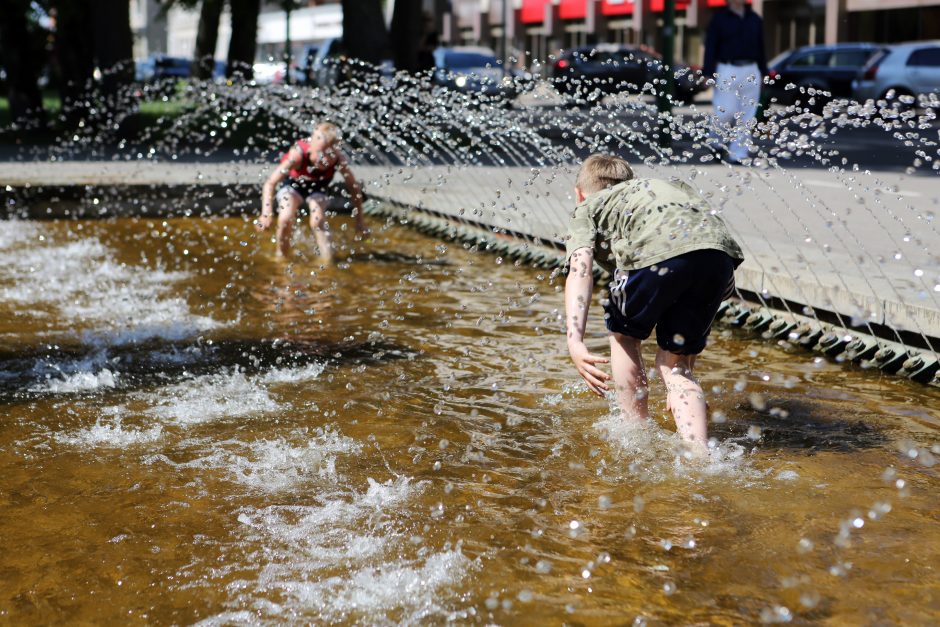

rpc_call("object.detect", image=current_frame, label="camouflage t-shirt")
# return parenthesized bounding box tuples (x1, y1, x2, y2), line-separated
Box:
(564, 177, 744, 274)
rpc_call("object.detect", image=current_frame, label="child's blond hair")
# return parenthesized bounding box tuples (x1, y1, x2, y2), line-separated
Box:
(315, 121, 341, 144)
(576, 154, 634, 195)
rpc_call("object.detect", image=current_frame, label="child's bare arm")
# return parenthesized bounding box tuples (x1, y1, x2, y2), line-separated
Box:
(256, 147, 301, 231)
(565, 247, 610, 395)
(338, 157, 366, 235)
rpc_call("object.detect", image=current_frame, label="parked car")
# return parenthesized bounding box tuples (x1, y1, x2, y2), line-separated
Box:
(551, 44, 706, 104)
(309, 38, 393, 89)
(431, 47, 517, 102)
(853, 41, 940, 106)
(251, 61, 286, 85)
(764, 43, 884, 110)
(134, 55, 193, 82)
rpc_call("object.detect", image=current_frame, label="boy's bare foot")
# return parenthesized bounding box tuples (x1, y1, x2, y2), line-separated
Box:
(679, 439, 710, 459)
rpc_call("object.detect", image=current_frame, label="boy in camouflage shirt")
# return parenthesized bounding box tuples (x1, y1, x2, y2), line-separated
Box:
(564, 154, 744, 449)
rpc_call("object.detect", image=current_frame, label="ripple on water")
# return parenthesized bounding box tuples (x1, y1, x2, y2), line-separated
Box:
(594, 413, 767, 484)
(54, 418, 164, 448)
(267, 548, 472, 625)
(258, 361, 327, 385)
(215, 477, 472, 624)
(137, 359, 330, 425)
(0, 220, 41, 249)
(31, 367, 118, 394)
(171, 428, 361, 492)
(0, 231, 221, 343)
(142, 370, 279, 425)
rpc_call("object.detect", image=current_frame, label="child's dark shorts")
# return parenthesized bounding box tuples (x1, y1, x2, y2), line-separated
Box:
(603, 249, 736, 355)
(276, 177, 330, 203)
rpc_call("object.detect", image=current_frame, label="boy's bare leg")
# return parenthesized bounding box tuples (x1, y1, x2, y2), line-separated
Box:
(276, 192, 302, 257)
(308, 197, 333, 263)
(608, 333, 650, 422)
(655, 350, 708, 447)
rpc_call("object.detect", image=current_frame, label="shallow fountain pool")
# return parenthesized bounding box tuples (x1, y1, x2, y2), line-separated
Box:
(0, 212, 937, 624)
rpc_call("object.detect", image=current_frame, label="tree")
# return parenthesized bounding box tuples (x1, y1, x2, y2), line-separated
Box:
(94, 0, 135, 91)
(53, 0, 134, 126)
(193, 0, 224, 79)
(53, 0, 96, 124)
(0, 0, 47, 129)
(390, 0, 422, 73)
(226, 0, 260, 79)
(341, 0, 389, 66)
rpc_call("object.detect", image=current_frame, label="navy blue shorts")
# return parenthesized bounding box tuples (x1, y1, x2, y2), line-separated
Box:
(277, 177, 330, 202)
(603, 249, 736, 355)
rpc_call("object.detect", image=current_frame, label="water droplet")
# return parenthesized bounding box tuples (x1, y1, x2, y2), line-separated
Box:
(748, 393, 766, 411)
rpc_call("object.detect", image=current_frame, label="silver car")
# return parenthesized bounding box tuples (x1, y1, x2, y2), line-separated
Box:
(852, 41, 940, 104)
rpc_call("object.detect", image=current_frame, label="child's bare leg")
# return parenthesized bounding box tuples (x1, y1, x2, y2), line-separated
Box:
(655, 350, 708, 446)
(609, 333, 650, 422)
(276, 192, 302, 257)
(308, 196, 333, 263)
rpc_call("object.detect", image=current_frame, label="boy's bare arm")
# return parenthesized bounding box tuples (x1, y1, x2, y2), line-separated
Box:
(256, 147, 300, 232)
(565, 247, 610, 395)
(338, 158, 367, 235)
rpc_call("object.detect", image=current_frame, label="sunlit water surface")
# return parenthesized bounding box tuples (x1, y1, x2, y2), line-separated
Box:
(0, 213, 937, 624)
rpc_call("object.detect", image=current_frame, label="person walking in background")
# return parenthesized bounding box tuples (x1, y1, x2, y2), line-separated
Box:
(702, 0, 768, 165)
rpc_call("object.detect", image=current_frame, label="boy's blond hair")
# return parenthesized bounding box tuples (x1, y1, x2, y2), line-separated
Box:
(315, 121, 341, 144)
(576, 154, 634, 195)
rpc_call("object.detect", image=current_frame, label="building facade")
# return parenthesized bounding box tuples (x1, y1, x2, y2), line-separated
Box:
(440, 0, 940, 69)
(130, 0, 940, 68)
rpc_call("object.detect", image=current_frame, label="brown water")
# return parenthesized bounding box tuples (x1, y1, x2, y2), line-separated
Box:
(0, 213, 937, 625)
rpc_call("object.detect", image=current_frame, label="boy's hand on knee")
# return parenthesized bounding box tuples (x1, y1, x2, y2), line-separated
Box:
(568, 342, 610, 396)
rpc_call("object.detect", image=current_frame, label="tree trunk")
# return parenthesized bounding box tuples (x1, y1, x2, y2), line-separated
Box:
(193, 0, 224, 79)
(0, 0, 46, 129)
(53, 0, 96, 125)
(226, 0, 260, 79)
(390, 0, 422, 73)
(341, 0, 389, 66)
(93, 0, 135, 91)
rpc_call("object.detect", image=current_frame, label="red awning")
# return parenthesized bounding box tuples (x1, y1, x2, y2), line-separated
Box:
(525, 0, 700, 24)
(601, 0, 634, 16)
(521, 0, 552, 23)
(651, 0, 691, 9)
(559, 0, 587, 19)
(600, 0, 692, 19)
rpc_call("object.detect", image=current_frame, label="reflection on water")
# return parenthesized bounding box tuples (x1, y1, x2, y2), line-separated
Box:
(0, 214, 937, 624)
